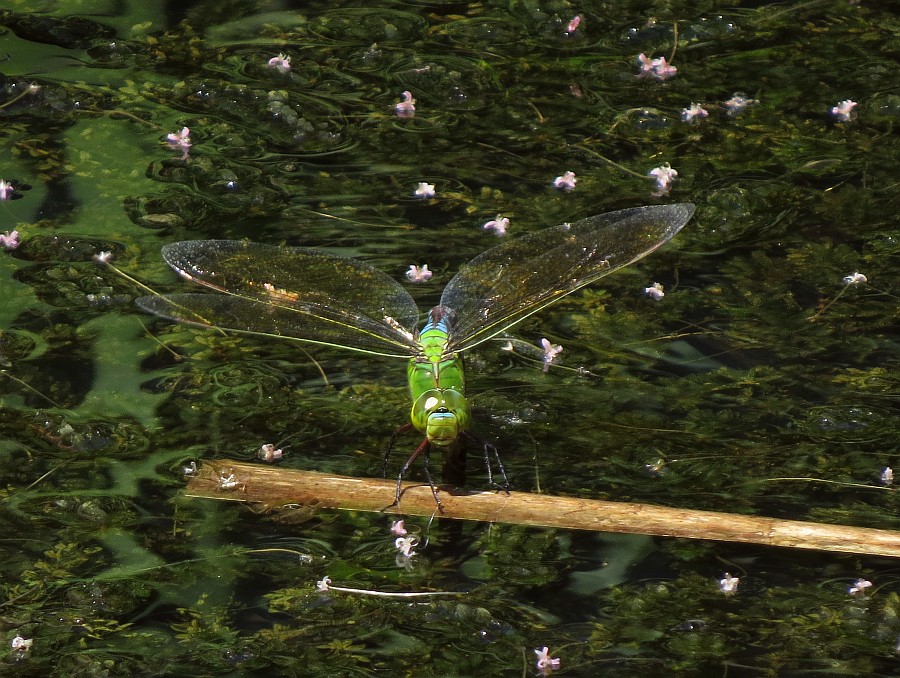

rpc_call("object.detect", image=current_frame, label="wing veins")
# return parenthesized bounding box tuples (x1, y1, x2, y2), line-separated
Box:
(144, 240, 423, 357)
(441, 204, 695, 353)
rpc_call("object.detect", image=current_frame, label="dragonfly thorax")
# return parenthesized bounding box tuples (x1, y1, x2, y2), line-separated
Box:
(410, 388, 470, 446)
(418, 305, 456, 374)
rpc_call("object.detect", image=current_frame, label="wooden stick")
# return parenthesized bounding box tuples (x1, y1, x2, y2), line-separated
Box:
(186, 461, 900, 558)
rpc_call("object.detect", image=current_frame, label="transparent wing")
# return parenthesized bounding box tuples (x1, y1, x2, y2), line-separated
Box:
(440, 204, 695, 353)
(136, 240, 423, 358)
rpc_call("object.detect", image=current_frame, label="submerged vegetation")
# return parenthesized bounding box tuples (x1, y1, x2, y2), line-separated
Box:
(0, 0, 898, 675)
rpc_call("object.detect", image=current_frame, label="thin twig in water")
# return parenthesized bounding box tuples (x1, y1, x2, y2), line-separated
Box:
(316, 576, 463, 598)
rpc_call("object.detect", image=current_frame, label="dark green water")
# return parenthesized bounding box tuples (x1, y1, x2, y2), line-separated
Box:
(1, 1, 898, 675)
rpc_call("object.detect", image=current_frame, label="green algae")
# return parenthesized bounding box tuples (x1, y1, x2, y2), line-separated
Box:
(0, 0, 899, 675)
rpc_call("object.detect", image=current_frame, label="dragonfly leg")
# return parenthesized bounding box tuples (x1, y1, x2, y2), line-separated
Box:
(420, 445, 443, 511)
(385, 423, 415, 478)
(394, 437, 444, 513)
(463, 431, 510, 495)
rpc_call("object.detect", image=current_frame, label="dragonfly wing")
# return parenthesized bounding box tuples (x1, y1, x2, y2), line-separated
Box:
(137, 240, 422, 358)
(439, 203, 695, 352)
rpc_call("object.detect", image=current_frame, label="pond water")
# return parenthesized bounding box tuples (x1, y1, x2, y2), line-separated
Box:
(1, 0, 898, 675)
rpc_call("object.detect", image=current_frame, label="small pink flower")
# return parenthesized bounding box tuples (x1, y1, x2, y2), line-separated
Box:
(540, 338, 563, 372)
(649, 163, 678, 196)
(390, 520, 408, 536)
(880, 467, 893, 485)
(165, 126, 192, 159)
(93, 250, 113, 263)
(843, 271, 867, 286)
(719, 573, 740, 594)
(565, 15, 583, 34)
(405, 264, 432, 283)
(267, 53, 291, 73)
(644, 282, 665, 300)
(637, 53, 653, 73)
(637, 53, 676, 81)
(848, 578, 872, 595)
(414, 182, 435, 198)
(723, 92, 758, 116)
(534, 647, 561, 675)
(652, 57, 677, 79)
(830, 99, 857, 122)
(395, 535, 418, 558)
(681, 103, 709, 123)
(483, 214, 509, 236)
(258, 443, 283, 462)
(394, 90, 416, 118)
(553, 171, 577, 191)
(11, 636, 33, 653)
(0, 230, 20, 250)
(0, 180, 14, 200)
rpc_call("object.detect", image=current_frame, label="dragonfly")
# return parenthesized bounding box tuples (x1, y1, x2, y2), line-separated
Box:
(137, 203, 695, 509)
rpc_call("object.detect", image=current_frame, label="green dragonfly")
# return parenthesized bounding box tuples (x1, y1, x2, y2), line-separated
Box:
(137, 203, 695, 508)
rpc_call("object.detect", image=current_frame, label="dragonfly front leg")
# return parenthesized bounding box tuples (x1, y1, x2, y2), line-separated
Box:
(394, 437, 443, 513)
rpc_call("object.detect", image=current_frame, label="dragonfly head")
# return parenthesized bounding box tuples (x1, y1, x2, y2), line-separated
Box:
(426, 410, 458, 446)
(411, 388, 470, 447)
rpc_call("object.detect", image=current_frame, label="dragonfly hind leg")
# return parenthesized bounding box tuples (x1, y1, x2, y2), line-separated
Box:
(393, 438, 443, 512)
(384, 423, 415, 478)
(463, 431, 510, 495)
